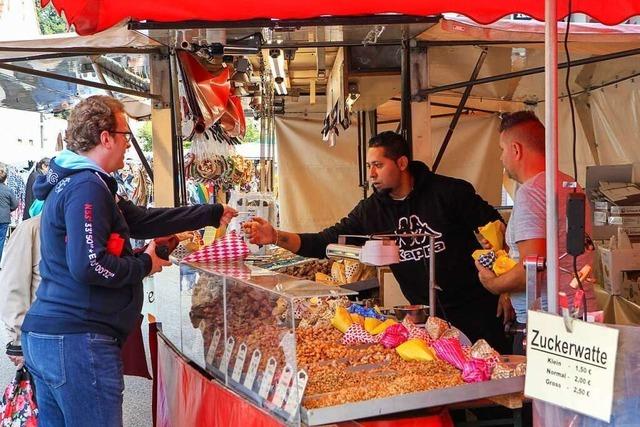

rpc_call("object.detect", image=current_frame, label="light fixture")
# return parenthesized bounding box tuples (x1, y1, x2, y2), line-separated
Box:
(267, 49, 287, 95)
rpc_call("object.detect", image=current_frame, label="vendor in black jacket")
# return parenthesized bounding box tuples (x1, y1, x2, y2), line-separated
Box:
(245, 131, 510, 353)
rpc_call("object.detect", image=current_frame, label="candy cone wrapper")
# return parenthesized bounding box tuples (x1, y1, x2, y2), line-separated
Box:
(478, 220, 504, 251)
(341, 323, 378, 346)
(493, 255, 518, 276)
(183, 231, 249, 262)
(396, 339, 436, 362)
(379, 324, 409, 349)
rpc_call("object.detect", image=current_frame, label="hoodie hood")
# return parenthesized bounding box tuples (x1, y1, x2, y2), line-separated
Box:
(373, 161, 433, 204)
(33, 149, 116, 200)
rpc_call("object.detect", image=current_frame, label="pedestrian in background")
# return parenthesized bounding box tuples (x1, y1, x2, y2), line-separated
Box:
(0, 168, 18, 263)
(23, 157, 50, 220)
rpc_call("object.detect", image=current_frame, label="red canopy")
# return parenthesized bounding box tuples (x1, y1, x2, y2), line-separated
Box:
(44, 0, 640, 35)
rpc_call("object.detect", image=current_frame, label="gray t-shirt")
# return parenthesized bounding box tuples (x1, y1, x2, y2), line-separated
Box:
(506, 172, 596, 323)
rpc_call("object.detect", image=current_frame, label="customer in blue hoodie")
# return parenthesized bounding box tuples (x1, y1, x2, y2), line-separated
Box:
(21, 95, 237, 427)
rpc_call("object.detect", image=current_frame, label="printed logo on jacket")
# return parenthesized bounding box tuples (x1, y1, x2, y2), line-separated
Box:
(395, 215, 445, 262)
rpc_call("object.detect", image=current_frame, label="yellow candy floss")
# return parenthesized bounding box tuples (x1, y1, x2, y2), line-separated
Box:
(330, 306, 353, 333)
(478, 220, 504, 250)
(364, 317, 382, 334)
(493, 255, 518, 276)
(370, 318, 397, 335)
(396, 339, 436, 362)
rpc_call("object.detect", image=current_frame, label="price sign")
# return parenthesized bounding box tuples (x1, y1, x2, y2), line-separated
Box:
(271, 364, 294, 408)
(258, 357, 277, 399)
(219, 336, 235, 374)
(525, 311, 619, 422)
(205, 329, 222, 366)
(231, 343, 247, 383)
(190, 320, 206, 366)
(283, 370, 309, 417)
(243, 349, 261, 390)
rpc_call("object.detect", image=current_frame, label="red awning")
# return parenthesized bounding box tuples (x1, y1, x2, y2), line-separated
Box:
(44, 0, 640, 35)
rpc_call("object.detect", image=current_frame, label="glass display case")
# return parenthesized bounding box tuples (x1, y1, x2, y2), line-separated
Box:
(178, 260, 356, 425)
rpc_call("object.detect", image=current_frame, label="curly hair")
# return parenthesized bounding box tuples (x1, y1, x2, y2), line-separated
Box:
(65, 96, 125, 153)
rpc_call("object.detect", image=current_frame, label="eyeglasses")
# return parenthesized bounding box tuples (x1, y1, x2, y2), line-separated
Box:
(110, 131, 134, 142)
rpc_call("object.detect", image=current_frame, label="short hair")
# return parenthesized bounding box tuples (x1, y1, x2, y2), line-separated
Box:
(36, 157, 50, 172)
(368, 131, 411, 160)
(65, 96, 125, 153)
(0, 168, 6, 184)
(499, 110, 545, 153)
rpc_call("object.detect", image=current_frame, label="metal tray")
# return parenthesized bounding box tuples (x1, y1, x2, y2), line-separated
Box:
(301, 375, 525, 425)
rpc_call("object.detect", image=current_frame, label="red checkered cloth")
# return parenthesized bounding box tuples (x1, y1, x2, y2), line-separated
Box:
(183, 231, 250, 263)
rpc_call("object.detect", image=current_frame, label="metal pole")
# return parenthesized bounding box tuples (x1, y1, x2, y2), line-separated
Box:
(545, 0, 559, 315)
(400, 26, 413, 155)
(429, 235, 436, 318)
(417, 46, 640, 97)
(0, 62, 157, 99)
(432, 48, 487, 172)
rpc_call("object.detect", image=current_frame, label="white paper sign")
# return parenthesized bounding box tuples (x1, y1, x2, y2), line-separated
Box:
(205, 329, 222, 366)
(231, 343, 248, 383)
(525, 310, 619, 422)
(271, 364, 294, 408)
(243, 349, 261, 390)
(219, 336, 235, 374)
(258, 357, 277, 399)
(283, 370, 309, 417)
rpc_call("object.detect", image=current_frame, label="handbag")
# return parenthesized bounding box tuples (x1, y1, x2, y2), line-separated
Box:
(0, 367, 38, 426)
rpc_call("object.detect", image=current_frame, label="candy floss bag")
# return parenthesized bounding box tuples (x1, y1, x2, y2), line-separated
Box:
(0, 367, 38, 426)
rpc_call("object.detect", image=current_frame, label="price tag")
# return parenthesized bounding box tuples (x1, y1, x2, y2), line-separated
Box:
(231, 343, 248, 383)
(525, 310, 619, 422)
(205, 329, 222, 366)
(258, 357, 277, 399)
(219, 336, 235, 374)
(271, 363, 294, 408)
(283, 370, 309, 416)
(243, 349, 262, 390)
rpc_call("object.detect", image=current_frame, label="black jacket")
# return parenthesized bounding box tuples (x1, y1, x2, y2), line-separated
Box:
(298, 161, 502, 309)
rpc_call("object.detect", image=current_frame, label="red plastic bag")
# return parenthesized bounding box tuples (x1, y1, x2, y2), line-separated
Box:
(0, 367, 38, 426)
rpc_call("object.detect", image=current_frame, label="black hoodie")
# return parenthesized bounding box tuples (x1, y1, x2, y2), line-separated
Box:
(298, 161, 502, 310)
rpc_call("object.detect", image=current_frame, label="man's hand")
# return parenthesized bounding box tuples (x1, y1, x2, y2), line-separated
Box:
(475, 260, 499, 293)
(242, 217, 277, 245)
(8, 355, 24, 368)
(496, 293, 515, 325)
(145, 240, 172, 275)
(220, 205, 238, 227)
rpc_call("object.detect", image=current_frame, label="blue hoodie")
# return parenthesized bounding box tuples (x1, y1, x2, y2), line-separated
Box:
(22, 150, 224, 341)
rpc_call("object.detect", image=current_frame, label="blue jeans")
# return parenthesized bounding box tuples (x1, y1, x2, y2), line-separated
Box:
(0, 222, 8, 263)
(23, 332, 124, 427)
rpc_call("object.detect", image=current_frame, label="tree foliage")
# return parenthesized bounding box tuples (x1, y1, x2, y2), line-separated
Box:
(243, 118, 260, 143)
(34, 1, 68, 35)
(136, 121, 153, 152)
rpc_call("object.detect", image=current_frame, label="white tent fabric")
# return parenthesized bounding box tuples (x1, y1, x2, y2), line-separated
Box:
(275, 114, 362, 233)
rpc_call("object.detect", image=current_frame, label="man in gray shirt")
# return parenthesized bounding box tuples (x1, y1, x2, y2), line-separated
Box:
(0, 167, 18, 263)
(475, 111, 596, 355)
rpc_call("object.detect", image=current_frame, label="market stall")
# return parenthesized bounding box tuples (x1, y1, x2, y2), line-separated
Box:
(6, 1, 640, 426)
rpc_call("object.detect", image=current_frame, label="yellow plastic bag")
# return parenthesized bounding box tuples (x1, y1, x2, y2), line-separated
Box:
(364, 317, 382, 334)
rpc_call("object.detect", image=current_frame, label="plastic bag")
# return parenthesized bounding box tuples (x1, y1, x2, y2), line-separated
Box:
(0, 367, 38, 427)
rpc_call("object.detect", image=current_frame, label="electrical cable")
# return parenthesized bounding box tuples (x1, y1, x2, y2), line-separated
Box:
(564, 1, 587, 321)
